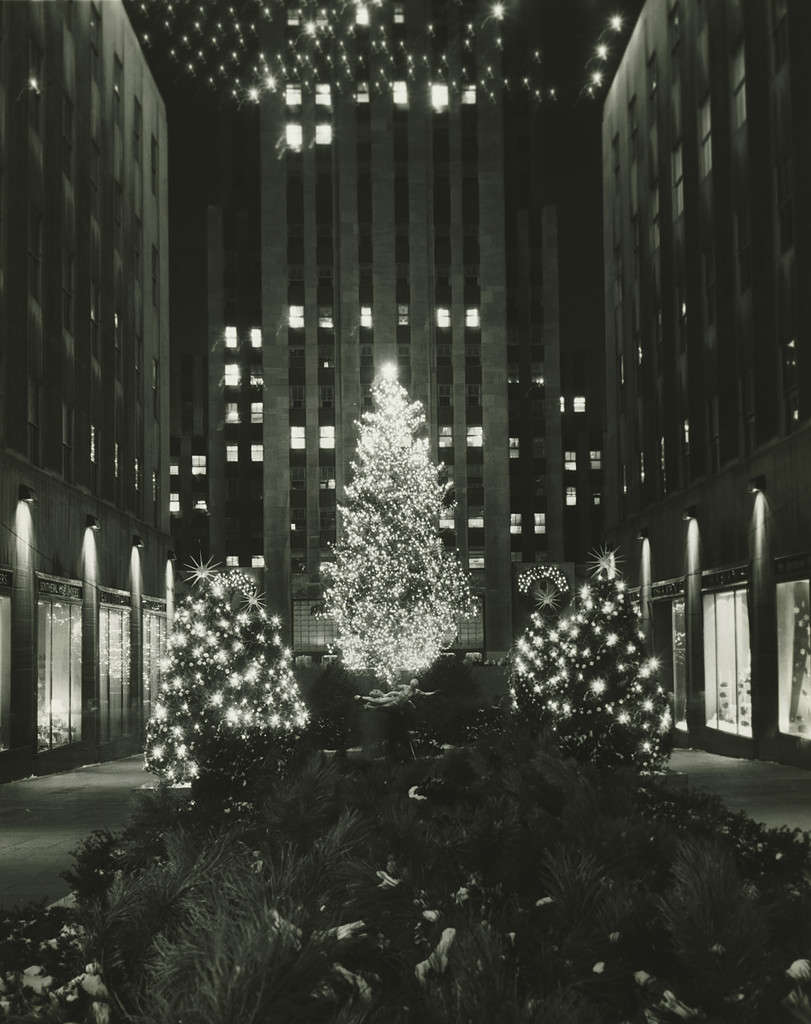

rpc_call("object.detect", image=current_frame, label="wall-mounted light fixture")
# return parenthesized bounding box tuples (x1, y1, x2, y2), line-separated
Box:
(132, 534, 144, 549)
(18, 484, 37, 503)
(748, 474, 766, 494)
(167, 549, 177, 562)
(637, 527, 649, 541)
(682, 505, 697, 522)
(86, 515, 101, 531)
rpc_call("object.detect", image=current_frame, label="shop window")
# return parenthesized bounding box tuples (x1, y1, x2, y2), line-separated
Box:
(99, 604, 131, 742)
(672, 597, 687, 730)
(143, 610, 167, 727)
(777, 580, 811, 737)
(37, 595, 82, 750)
(703, 588, 751, 736)
(0, 593, 9, 750)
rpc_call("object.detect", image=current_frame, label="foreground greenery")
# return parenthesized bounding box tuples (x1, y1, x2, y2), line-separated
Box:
(2, 713, 811, 1023)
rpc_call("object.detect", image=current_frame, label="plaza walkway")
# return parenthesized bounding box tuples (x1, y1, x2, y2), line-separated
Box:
(670, 747, 811, 832)
(0, 749, 809, 912)
(0, 756, 146, 910)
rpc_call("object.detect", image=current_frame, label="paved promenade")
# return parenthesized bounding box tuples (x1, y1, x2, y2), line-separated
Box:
(0, 749, 809, 911)
(0, 756, 146, 910)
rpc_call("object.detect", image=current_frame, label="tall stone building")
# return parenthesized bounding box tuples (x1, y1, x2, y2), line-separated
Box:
(0, 0, 171, 779)
(167, 0, 576, 660)
(603, 0, 811, 765)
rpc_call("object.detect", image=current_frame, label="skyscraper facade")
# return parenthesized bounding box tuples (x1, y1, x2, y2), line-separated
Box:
(0, 0, 171, 779)
(603, 0, 811, 765)
(168, 0, 579, 661)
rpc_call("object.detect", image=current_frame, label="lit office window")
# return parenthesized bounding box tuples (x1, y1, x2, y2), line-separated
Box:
(251, 554, 265, 568)
(468, 514, 484, 529)
(466, 426, 483, 447)
(393, 3, 405, 23)
(573, 395, 586, 413)
(191, 454, 207, 476)
(560, 396, 566, 413)
(699, 93, 712, 177)
(360, 306, 373, 328)
(534, 512, 546, 535)
(290, 426, 306, 450)
(89, 424, 96, 463)
(286, 123, 303, 151)
(226, 445, 238, 463)
(225, 403, 240, 424)
(169, 463, 178, 476)
(593, 493, 602, 506)
(436, 307, 451, 328)
(194, 498, 207, 512)
(315, 83, 331, 106)
(289, 305, 305, 328)
(565, 450, 577, 471)
(398, 304, 409, 326)
(225, 555, 239, 567)
(320, 425, 335, 449)
(439, 425, 453, 448)
(462, 84, 476, 104)
(566, 487, 577, 506)
(225, 325, 238, 348)
(355, 3, 369, 25)
(251, 402, 263, 424)
(250, 327, 262, 348)
(287, 8, 300, 26)
(250, 373, 263, 387)
(319, 467, 336, 489)
(465, 307, 480, 328)
(393, 80, 408, 106)
(640, 451, 646, 483)
(469, 553, 485, 569)
(590, 449, 602, 470)
(318, 308, 334, 328)
(169, 493, 180, 513)
(356, 81, 370, 103)
(224, 364, 240, 386)
(431, 82, 449, 111)
(509, 437, 520, 459)
(285, 83, 302, 105)
(510, 513, 522, 534)
(440, 514, 455, 530)
(315, 123, 332, 145)
(251, 443, 263, 462)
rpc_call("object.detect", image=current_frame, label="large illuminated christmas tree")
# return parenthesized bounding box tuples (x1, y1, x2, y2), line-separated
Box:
(322, 366, 475, 689)
(511, 551, 673, 771)
(144, 563, 308, 788)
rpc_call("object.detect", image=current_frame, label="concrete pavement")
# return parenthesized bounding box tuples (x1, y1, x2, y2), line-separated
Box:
(670, 747, 811, 832)
(0, 755, 147, 910)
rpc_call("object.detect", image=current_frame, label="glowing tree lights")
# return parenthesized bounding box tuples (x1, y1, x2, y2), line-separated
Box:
(322, 365, 475, 688)
(144, 560, 308, 788)
(510, 551, 673, 771)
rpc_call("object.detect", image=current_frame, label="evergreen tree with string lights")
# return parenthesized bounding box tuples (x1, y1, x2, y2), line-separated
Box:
(511, 549, 673, 771)
(321, 365, 475, 694)
(144, 561, 308, 790)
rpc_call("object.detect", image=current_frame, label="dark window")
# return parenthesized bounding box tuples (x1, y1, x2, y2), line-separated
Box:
(151, 246, 159, 306)
(28, 208, 42, 302)
(62, 94, 74, 176)
(777, 156, 794, 251)
(133, 97, 142, 163)
(62, 251, 74, 332)
(150, 135, 159, 195)
(772, 0, 788, 69)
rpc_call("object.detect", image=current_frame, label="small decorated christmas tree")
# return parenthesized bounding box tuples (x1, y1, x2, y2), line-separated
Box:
(322, 365, 474, 689)
(144, 562, 308, 788)
(510, 550, 673, 771)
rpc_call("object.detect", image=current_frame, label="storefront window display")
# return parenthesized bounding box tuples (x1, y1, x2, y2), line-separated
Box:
(672, 597, 687, 731)
(99, 603, 131, 742)
(143, 609, 167, 726)
(703, 588, 752, 737)
(37, 595, 83, 751)
(777, 579, 811, 738)
(0, 592, 10, 750)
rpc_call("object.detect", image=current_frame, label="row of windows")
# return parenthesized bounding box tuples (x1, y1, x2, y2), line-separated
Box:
(282, 81, 476, 112)
(286, 3, 405, 28)
(284, 306, 481, 330)
(565, 450, 603, 471)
